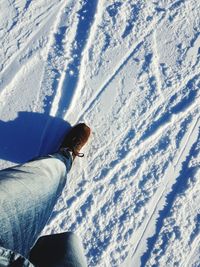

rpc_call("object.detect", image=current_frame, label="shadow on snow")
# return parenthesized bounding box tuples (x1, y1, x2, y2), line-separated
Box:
(140, 129, 200, 266)
(0, 111, 71, 165)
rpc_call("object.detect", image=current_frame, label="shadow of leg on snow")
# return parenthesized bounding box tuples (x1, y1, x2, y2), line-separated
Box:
(0, 111, 71, 164)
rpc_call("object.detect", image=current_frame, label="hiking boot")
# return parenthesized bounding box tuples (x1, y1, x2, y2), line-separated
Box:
(60, 123, 91, 160)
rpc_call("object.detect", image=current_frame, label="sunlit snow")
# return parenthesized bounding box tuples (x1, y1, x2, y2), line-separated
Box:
(0, 0, 200, 266)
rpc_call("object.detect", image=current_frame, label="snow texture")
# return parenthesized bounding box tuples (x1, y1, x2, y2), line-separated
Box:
(0, 0, 200, 266)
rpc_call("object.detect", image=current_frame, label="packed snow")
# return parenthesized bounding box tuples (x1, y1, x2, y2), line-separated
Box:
(0, 0, 200, 266)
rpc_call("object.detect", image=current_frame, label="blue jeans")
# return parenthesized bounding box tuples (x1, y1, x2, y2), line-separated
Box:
(0, 152, 87, 267)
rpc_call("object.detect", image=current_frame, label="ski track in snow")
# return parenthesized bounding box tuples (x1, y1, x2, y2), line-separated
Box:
(0, 1, 62, 94)
(129, 115, 200, 266)
(0, 0, 200, 266)
(74, 7, 165, 122)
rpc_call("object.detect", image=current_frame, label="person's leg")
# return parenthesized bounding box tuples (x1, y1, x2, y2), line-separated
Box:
(29, 232, 87, 267)
(0, 152, 72, 257)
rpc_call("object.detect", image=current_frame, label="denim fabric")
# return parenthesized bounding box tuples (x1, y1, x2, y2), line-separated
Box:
(0, 152, 87, 267)
(30, 232, 87, 267)
(0, 246, 34, 267)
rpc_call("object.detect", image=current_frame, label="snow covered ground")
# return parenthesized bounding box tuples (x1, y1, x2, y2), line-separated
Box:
(0, 0, 200, 266)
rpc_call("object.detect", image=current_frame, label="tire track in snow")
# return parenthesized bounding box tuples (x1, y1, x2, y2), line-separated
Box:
(127, 115, 200, 267)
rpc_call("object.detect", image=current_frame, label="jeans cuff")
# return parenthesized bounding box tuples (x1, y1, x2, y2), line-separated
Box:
(51, 150, 73, 172)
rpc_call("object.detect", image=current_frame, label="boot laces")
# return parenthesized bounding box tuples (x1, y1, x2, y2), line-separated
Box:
(70, 137, 84, 157)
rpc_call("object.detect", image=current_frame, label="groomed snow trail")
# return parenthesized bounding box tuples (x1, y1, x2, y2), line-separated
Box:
(0, 0, 200, 266)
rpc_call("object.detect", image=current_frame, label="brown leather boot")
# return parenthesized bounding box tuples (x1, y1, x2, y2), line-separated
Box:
(60, 123, 91, 160)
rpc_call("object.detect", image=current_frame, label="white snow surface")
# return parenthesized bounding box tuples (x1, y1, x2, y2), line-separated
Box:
(0, 0, 200, 266)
